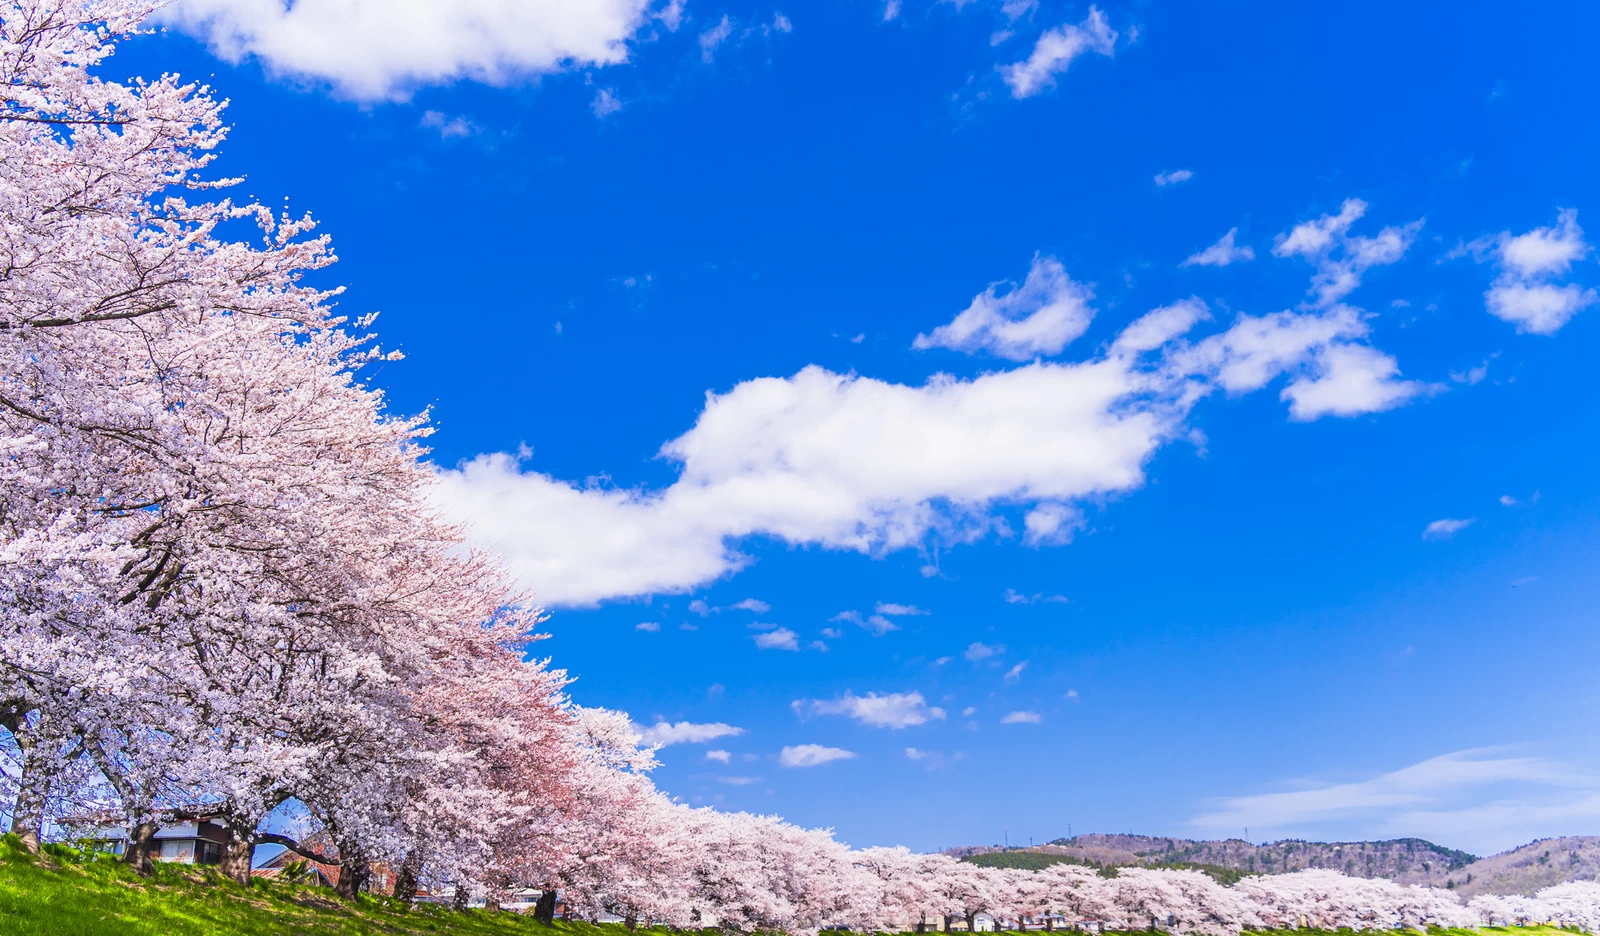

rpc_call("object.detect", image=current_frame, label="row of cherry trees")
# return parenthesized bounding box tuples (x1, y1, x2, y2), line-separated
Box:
(0, 0, 596, 899)
(4, 3, 1600, 933)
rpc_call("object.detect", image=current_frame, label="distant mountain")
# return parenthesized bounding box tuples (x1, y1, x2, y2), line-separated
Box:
(948, 833, 1600, 896)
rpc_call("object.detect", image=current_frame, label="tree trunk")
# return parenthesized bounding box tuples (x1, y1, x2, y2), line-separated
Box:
(391, 851, 422, 904)
(336, 856, 370, 900)
(451, 884, 470, 911)
(8, 726, 47, 853)
(218, 830, 256, 886)
(122, 819, 159, 875)
(943, 914, 953, 932)
(966, 911, 978, 932)
(533, 887, 558, 924)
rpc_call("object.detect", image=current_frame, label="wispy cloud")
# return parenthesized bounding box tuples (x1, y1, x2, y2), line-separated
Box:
(965, 641, 1004, 661)
(999, 7, 1116, 99)
(780, 743, 857, 767)
(1001, 710, 1042, 724)
(1182, 228, 1256, 268)
(793, 690, 946, 729)
(1190, 748, 1600, 853)
(1423, 517, 1474, 540)
(590, 88, 622, 118)
(1003, 588, 1068, 605)
(638, 721, 744, 746)
(420, 110, 476, 139)
(1154, 169, 1194, 187)
(753, 627, 800, 650)
(875, 602, 929, 616)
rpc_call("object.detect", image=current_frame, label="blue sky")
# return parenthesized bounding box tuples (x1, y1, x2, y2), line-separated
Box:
(123, 0, 1600, 856)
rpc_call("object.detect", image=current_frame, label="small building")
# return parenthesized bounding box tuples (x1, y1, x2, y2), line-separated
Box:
(150, 818, 230, 865)
(66, 809, 231, 866)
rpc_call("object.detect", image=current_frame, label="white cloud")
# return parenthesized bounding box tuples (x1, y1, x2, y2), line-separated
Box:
(1001, 710, 1042, 724)
(717, 775, 760, 785)
(162, 0, 651, 100)
(1182, 228, 1255, 268)
(1499, 495, 1519, 507)
(698, 15, 734, 62)
(1023, 502, 1083, 546)
(731, 598, 772, 613)
(1422, 517, 1474, 540)
(1154, 169, 1194, 187)
(436, 350, 1187, 606)
(591, 88, 623, 118)
(688, 600, 712, 616)
(961, 706, 977, 716)
(1189, 748, 1600, 854)
(1111, 298, 1212, 353)
(1174, 303, 1424, 422)
(420, 110, 475, 139)
(1004, 588, 1067, 605)
(1488, 283, 1596, 334)
(1004, 661, 1028, 684)
(638, 721, 745, 746)
(1065, 688, 1079, 701)
(794, 690, 947, 729)
(1501, 209, 1591, 277)
(635, 621, 660, 632)
(964, 641, 1003, 661)
(1278, 342, 1426, 421)
(435, 201, 1425, 608)
(874, 602, 929, 616)
(913, 255, 1095, 360)
(999, 6, 1116, 99)
(705, 749, 732, 764)
(1273, 199, 1424, 308)
(1471, 210, 1596, 334)
(753, 627, 800, 651)
(779, 744, 856, 768)
(833, 609, 899, 635)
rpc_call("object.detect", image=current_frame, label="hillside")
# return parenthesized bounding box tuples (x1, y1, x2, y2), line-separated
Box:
(954, 834, 1600, 896)
(0, 835, 626, 936)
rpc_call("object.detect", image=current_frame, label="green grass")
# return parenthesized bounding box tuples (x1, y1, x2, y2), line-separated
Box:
(0, 835, 680, 936)
(0, 837, 1588, 936)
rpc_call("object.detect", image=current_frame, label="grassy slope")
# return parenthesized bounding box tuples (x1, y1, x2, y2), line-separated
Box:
(0, 836, 659, 936)
(0, 837, 1585, 936)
